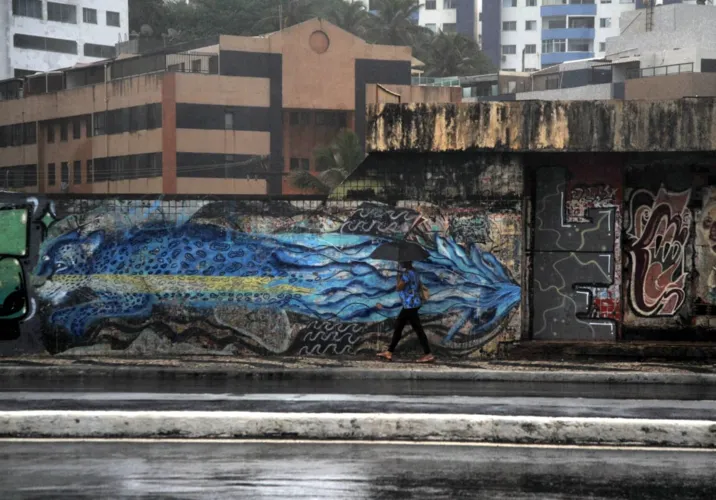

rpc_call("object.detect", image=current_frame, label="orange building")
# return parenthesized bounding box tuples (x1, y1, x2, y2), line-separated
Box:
(0, 19, 459, 196)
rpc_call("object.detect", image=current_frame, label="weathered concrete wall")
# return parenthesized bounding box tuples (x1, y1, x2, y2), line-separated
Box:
(366, 100, 716, 154)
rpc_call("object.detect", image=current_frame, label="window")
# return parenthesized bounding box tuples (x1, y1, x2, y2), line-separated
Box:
(502, 45, 517, 55)
(444, 0, 457, 7)
(85, 117, 93, 137)
(442, 23, 457, 34)
(425, 23, 437, 33)
(47, 123, 55, 143)
(569, 17, 594, 28)
(224, 111, 233, 130)
(542, 39, 566, 53)
(47, 2, 77, 24)
(107, 11, 120, 27)
(568, 39, 591, 52)
(23, 123, 36, 145)
(129, 106, 147, 132)
(544, 17, 566, 29)
(10, 125, 23, 147)
(87, 160, 93, 184)
(503, 0, 517, 6)
(93, 112, 106, 136)
(525, 44, 537, 54)
(83, 7, 97, 24)
(527, 0, 537, 5)
(601, 0, 612, 2)
(526, 20, 537, 30)
(60, 121, 68, 142)
(12, 0, 42, 19)
(73, 161, 81, 184)
(84, 43, 115, 59)
(599, 42, 606, 52)
(168, 62, 185, 72)
(425, 0, 437, 9)
(290, 158, 310, 171)
(147, 104, 162, 129)
(61, 162, 69, 185)
(73, 119, 81, 139)
(47, 163, 56, 186)
(502, 21, 517, 31)
(191, 59, 202, 73)
(600, 18, 611, 28)
(13, 34, 77, 55)
(290, 112, 311, 126)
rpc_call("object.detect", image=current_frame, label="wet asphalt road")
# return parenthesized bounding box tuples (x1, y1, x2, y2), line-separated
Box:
(2, 378, 715, 419)
(2, 391, 716, 419)
(0, 440, 714, 499)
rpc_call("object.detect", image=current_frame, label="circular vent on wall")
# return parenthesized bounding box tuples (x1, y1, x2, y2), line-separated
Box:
(309, 31, 330, 54)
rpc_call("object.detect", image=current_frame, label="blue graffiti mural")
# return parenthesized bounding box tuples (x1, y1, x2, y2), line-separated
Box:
(33, 222, 521, 342)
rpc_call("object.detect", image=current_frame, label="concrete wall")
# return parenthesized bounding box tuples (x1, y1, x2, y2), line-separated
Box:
(0, 152, 524, 356)
(625, 73, 716, 99)
(366, 100, 716, 153)
(516, 83, 613, 101)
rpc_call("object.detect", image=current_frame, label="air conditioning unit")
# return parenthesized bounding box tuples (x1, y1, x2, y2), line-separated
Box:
(501, 55, 507, 62)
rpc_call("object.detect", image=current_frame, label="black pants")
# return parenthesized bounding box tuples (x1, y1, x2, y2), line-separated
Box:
(389, 307, 431, 354)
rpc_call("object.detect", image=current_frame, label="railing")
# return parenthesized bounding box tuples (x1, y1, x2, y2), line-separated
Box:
(411, 76, 461, 87)
(626, 62, 694, 80)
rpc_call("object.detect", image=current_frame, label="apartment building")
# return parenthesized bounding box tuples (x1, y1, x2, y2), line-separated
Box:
(419, 0, 481, 41)
(483, 0, 643, 72)
(1, 0, 129, 80)
(0, 19, 426, 195)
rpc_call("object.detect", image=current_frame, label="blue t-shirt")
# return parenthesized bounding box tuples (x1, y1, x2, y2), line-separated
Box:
(399, 269, 422, 309)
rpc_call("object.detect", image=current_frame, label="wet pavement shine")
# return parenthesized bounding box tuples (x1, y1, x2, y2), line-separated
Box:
(0, 440, 714, 499)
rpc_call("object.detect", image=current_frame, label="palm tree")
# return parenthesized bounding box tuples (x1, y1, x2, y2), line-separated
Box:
(289, 129, 364, 195)
(253, 0, 332, 34)
(424, 32, 496, 77)
(368, 0, 423, 46)
(325, 0, 371, 38)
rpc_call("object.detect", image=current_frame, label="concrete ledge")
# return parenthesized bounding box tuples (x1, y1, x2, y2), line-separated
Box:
(1, 411, 715, 447)
(1, 365, 716, 385)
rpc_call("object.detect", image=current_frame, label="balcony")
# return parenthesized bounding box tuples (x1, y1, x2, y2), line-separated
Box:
(541, 4, 597, 16)
(542, 28, 595, 40)
(541, 52, 594, 66)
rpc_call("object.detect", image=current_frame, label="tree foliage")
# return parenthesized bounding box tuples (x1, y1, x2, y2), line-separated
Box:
(289, 129, 364, 195)
(133, 0, 493, 77)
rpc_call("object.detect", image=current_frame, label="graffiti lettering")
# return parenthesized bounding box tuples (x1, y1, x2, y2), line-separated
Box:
(626, 188, 692, 317)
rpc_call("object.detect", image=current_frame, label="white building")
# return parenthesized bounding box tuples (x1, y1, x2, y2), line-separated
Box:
(494, 0, 637, 73)
(1, 0, 128, 80)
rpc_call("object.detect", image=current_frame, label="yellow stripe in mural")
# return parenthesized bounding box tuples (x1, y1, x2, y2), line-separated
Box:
(53, 275, 312, 295)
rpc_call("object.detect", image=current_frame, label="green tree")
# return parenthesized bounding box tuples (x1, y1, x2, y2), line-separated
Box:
(325, 0, 371, 38)
(289, 129, 364, 195)
(367, 0, 423, 46)
(253, 0, 337, 34)
(424, 32, 496, 77)
(128, 0, 168, 35)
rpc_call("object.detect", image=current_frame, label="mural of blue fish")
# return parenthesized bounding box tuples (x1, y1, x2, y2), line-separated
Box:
(33, 223, 521, 344)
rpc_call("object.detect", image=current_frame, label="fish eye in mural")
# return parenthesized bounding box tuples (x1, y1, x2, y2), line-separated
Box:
(33, 216, 521, 353)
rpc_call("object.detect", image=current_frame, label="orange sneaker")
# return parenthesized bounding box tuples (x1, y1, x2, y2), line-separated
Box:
(376, 351, 393, 361)
(416, 354, 435, 364)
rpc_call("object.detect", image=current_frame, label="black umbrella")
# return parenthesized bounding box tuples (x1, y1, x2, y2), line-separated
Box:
(369, 241, 429, 262)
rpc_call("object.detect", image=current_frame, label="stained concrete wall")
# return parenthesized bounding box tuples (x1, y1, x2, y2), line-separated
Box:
(366, 100, 716, 153)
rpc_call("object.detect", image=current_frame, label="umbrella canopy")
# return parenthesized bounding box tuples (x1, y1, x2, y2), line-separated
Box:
(369, 241, 429, 262)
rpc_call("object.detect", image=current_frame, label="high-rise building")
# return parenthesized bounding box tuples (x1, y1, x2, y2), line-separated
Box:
(482, 0, 659, 72)
(419, 0, 480, 41)
(1, 0, 129, 80)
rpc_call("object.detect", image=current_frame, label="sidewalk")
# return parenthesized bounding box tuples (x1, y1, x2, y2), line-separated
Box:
(1, 353, 716, 383)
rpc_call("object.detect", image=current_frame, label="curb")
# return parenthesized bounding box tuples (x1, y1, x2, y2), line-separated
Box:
(1, 365, 716, 385)
(1, 411, 715, 447)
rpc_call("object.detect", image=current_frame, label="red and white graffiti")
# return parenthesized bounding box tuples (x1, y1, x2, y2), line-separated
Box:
(626, 188, 692, 317)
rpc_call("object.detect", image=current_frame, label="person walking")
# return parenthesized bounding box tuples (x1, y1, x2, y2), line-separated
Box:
(376, 261, 435, 363)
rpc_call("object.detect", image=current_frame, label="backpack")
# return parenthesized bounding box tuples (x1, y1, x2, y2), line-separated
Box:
(418, 275, 430, 302)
